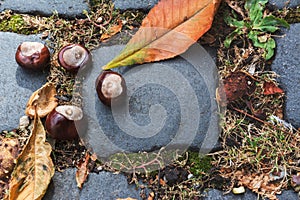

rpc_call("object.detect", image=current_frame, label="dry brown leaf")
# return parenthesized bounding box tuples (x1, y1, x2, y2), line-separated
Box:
(0, 138, 19, 179)
(100, 20, 123, 41)
(237, 171, 283, 200)
(217, 71, 256, 106)
(263, 82, 284, 95)
(76, 152, 90, 189)
(103, 0, 221, 70)
(9, 114, 54, 200)
(26, 82, 58, 118)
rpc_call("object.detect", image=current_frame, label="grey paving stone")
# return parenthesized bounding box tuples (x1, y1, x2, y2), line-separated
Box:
(44, 168, 145, 200)
(202, 189, 299, 200)
(75, 44, 220, 159)
(268, 0, 300, 9)
(0, 32, 48, 131)
(0, 0, 90, 19)
(112, 0, 158, 11)
(202, 189, 257, 200)
(271, 23, 300, 128)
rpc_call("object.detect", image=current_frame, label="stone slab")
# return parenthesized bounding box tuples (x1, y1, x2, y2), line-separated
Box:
(75, 44, 220, 160)
(271, 23, 300, 128)
(0, 32, 48, 131)
(0, 0, 90, 19)
(44, 168, 145, 200)
(112, 0, 158, 11)
(269, 0, 300, 9)
(202, 189, 299, 200)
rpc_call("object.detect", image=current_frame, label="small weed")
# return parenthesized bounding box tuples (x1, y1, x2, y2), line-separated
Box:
(224, 0, 289, 60)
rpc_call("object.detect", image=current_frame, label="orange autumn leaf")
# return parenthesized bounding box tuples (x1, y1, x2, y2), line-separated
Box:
(100, 20, 123, 41)
(263, 82, 284, 95)
(103, 0, 221, 70)
(76, 152, 90, 189)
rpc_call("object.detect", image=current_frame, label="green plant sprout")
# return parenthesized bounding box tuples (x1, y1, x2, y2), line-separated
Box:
(224, 0, 289, 60)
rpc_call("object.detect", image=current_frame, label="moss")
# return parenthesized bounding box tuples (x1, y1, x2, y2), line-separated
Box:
(0, 13, 38, 35)
(187, 152, 212, 177)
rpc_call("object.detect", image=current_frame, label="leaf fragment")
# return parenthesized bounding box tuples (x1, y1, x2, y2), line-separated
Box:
(103, 0, 221, 70)
(100, 20, 123, 41)
(76, 152, 90, 189)
(263, 82, 284, 95)
(9, 114, 54, 200)
(217, 71, 256, 106)
(26, 82, 58, 118)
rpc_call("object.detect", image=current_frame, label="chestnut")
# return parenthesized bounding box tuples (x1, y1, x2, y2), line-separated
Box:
(95, 70, 126, 106)
(58, 44, 91, 72)
(45, 105, 83, 140)
(15, 41, 50, 70)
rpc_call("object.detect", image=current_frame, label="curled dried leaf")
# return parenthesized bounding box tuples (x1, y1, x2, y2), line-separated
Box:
(26, 82, 58, 118)
(76, 153, 90, 189)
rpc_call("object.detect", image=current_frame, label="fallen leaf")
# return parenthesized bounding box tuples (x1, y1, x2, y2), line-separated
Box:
(217, 71, 256, 106)
(0, 138, 20, 179)
(103, 0, 221, 70)
(9, 113, 55, 200)
(26, 82, 58, 118)
(100, 20, 123, 41)
(76, 152, 90, 189)
(263, 81, 284, 95)
(236, 171, 283, 200)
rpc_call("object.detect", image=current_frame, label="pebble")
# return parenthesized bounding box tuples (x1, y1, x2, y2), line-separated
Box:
(18, 115, 30, 128)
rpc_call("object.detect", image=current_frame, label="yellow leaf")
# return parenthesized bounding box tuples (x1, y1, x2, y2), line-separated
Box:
(103, 0, 221, 70)
(9, 114, 54, 200)
(26, 82, 58, 118)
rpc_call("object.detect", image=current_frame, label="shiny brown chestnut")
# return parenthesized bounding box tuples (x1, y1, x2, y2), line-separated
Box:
(45, 105, 83, 140)
(95, 70, 126, 106)
(15, 42, 50, 70)
(58, 44, 91, 73)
